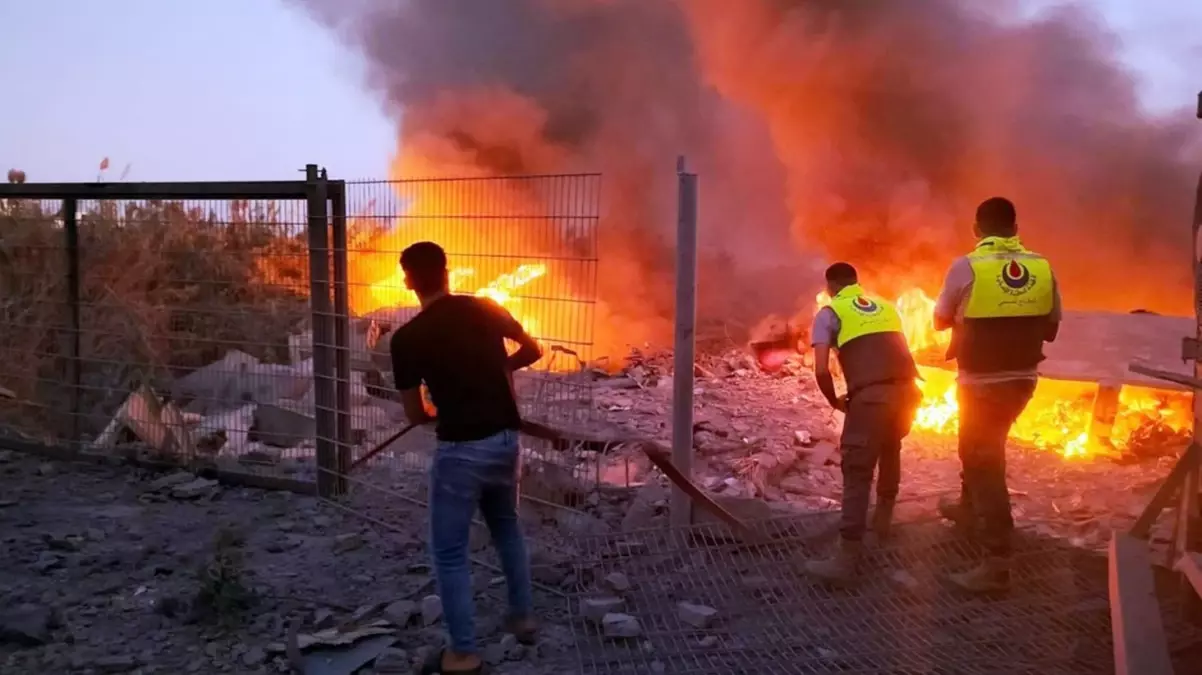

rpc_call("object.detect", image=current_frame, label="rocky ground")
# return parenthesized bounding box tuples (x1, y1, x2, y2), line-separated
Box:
(0, 450, 578, 675)
(0, 345, 1192, 674)
(586, 348, 1189, 558)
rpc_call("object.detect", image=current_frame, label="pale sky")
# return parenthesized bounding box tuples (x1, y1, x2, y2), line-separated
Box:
(0, 0, 1196, 183)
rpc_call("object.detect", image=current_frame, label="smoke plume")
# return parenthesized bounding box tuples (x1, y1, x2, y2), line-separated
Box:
(294, 0, 1200, 355)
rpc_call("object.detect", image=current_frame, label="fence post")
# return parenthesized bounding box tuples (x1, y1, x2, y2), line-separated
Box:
(328, 181, 352, 495)
(671, 157, 699, 528)
(305, 165, 338, 498)
(63, 198, 81, 446)
(1186, 94, 1202, 619)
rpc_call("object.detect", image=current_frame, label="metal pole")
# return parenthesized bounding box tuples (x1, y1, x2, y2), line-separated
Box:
(305, 165, 337, 499)
(671, 156, 699, 528)
(63, 198, 81, 447)
(329, 181, 352, 496)
(1186, 95, 1202, 618)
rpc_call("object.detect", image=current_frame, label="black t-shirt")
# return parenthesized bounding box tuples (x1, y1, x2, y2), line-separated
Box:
(390, 294, 523, 442)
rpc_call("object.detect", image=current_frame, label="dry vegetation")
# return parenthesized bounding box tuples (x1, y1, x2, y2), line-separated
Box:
(0, 176, 318, 443)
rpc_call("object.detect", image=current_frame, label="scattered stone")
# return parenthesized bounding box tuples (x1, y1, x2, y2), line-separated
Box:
(581, 596, 626, 623)
(420, 594, 443, 625)
(601, 613, 642, 638)
(0, 450, 13, 463)
(602, 571, 631, 593)
(793, 429, 814, 446)
(36, 463, 54, 476)
(383, 599, 417, 627)
(677, 602, 718, 629)
(311, 608, 336, 630)
(499, 633, 524, 660)
(333, 532, 364, 553)
(483, 642, 507, 666)
(373, 647, 409, 673)
(240, 646, 267, 667)
(779, 475, 810, 495)
(93, 654, 141, 673)
(31, 551, 63, 574)
(170, 478, 218, 500)
(0, 605, 54, 646)
(698, 635, 719, 648)
(889, 569, 921, 591)
(147, 471, 195, 492)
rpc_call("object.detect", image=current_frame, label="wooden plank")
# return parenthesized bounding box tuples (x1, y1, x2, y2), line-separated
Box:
(1132, 441, 1202, 539)
(1088, 381, 1122, 449)
(1176, 552, 1202, 600)
(1043, 311, 1193, 390)
(1108, 533, 1176, 675)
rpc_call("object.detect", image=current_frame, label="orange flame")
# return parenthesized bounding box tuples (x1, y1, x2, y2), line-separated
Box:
(815, 289, 1191, 458)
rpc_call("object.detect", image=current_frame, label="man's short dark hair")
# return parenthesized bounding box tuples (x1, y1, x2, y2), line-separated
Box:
(399, 241, 448, 294)
(976, 197, 1017, 236)
(824, 262, 858, 286)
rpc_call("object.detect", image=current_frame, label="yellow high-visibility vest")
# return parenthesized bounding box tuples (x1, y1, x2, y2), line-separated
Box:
(963, 236, 1054, 318)
(829, 284, 905, 348)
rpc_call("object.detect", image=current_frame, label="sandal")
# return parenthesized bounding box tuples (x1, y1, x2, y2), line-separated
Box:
(419, 648, 484, 675)
(504, 616, 539, 646)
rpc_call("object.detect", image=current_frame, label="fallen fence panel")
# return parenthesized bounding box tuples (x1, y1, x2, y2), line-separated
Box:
(1109, 532, 1176, 675)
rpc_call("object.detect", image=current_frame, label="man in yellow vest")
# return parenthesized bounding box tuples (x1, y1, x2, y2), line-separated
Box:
(933, 197, 1061, 593)
(805, 262, 921, 584)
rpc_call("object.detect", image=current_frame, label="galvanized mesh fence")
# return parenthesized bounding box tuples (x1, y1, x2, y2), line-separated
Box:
(324, 174, 604, 523)
(0, 193, 322, 484)
(566, 516, 1202, 674)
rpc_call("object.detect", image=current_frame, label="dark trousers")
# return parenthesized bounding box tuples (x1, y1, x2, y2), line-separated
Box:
(839, 382, 920, 541)
(956, 379, 1036, 556)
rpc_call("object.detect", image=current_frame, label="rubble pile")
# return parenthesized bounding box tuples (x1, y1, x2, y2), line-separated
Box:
(582, 346, 1189, 557)
(89, 321, 411, 477)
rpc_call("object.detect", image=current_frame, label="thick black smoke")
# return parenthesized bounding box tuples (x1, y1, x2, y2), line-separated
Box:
(295, 0, 1200, 353)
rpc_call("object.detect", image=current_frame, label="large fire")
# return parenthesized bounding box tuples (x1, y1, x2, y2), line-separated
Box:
(341, 163, 594, 371)
(815, 290, 1193, 459)
(364, 262, 549, 340)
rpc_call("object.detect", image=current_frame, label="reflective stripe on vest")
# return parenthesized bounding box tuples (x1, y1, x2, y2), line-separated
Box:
(829, 284, 905, 348)
(963, 237, 1054, 319)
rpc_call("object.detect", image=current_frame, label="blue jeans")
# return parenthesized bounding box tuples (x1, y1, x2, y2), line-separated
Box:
(429, 429, 533, 654)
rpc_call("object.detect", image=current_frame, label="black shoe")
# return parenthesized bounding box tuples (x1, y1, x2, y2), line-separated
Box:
(871, 501, 895, 541)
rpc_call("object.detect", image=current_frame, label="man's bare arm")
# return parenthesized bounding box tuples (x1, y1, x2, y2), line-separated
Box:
(481, 298, 543, 371)
(1045, 275, 1062, 343)
(399, 387, 434, 426)
(933, 258, 972, 332)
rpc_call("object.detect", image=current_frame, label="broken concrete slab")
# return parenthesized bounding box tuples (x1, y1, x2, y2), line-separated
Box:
(170, 478, 218, 500)
(300, 634, 397, 675)
(253, 402, 316, 448)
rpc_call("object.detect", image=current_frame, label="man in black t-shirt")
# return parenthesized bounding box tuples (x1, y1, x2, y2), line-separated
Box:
(390, 242, 543, 675)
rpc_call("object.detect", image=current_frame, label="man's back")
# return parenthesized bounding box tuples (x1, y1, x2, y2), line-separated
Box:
(390, 294, 522, 442)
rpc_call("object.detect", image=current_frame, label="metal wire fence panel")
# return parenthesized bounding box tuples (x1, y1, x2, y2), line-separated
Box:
(566, 516, 1202, 675)
(0, 198, 72, 447)
(324, 174, 602, 516)
(0, 183, 341, 490)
